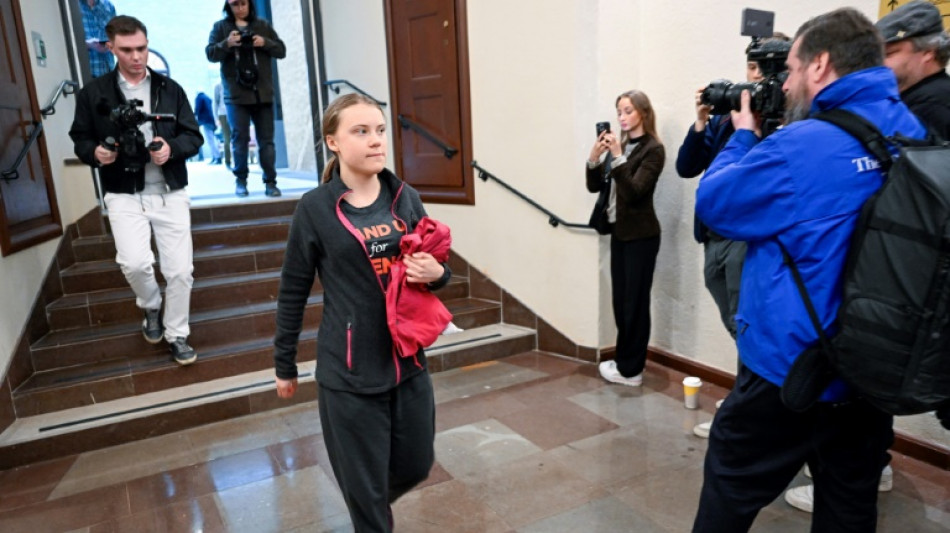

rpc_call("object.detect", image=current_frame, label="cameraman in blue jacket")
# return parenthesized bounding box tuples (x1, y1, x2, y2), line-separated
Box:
(691, 8, 926, 532)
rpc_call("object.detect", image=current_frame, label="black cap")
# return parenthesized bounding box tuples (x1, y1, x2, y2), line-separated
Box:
(876, 0, 944, 43)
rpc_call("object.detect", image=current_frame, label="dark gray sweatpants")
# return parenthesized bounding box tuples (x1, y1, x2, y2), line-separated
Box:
(703, 235, 746, 340)
(319, 370, 435, 533)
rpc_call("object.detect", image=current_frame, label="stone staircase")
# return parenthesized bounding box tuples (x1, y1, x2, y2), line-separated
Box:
(0, 198, 537, 469)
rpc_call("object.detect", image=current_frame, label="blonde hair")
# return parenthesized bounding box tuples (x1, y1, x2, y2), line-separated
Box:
(615, 90, 660, 146)
(320, 94, 385, 183)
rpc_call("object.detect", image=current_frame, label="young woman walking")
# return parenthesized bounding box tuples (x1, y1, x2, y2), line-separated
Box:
(273, 93, 451, 532)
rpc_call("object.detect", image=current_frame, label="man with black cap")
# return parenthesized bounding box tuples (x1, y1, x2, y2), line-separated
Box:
(877, 0, 950, 139)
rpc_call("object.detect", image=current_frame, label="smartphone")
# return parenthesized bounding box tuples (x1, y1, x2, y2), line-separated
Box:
(596, 121, 611, 136)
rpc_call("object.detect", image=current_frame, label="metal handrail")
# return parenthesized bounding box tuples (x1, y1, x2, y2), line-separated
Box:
(471, 160, 594, 230)
(323, 79, 387, 107)
(398, 115, 458, 159)
(40, 80, 79, 117)
(3, 79, 78, 181)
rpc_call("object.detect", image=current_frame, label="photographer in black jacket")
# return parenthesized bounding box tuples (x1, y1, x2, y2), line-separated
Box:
(206, 0, 286, 197)
(69, 15, 203, 365)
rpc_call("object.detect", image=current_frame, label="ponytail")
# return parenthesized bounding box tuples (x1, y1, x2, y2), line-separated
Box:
(321, 155, 338, 183)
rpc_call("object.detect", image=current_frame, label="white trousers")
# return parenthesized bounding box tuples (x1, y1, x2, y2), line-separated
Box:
(104, 190, 194, 341)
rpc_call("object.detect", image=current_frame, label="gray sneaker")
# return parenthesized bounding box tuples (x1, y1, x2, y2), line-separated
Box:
(169, 337, 197, 366)
(142, 309, 163, 344)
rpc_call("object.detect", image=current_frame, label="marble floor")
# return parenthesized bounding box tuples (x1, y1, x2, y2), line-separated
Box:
(0, 352, 947, 532)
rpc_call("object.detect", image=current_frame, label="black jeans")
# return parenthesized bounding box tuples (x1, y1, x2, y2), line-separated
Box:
(610, 234, 660, 378)
(227, 101, 277, 183)
(319, 371, 435, 532)
(693, 366, 893, 533)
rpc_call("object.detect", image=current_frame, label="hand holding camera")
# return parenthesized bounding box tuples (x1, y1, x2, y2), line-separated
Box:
(229, 29, 261, 48)
(227, 30, 242, 48)
(104, 99, 177, 173)
(731, 90, 762, 138)
(694, 87, 713, 131)
(148, 137, 170, 166)
(94, 142, 117, 166)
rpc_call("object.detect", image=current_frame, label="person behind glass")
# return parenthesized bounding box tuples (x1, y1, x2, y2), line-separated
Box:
(273, 94, 451, 532)
(206, 0, 286, 197)
(587, 90, 666, 387)
(213, 82, 232, 168)
(68, 15, 203, 365)
(194, 91, 222, 164)
(79, 0, 115, 78)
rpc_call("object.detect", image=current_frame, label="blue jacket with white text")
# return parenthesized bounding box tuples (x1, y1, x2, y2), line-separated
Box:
(695, 66, 925, 402)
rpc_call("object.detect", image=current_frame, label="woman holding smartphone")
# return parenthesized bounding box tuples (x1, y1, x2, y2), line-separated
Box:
(586, 90, 666, 387)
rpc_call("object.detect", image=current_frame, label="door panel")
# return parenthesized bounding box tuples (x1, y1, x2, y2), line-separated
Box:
(0, 0, 62, 255)
(387, 0, 473, 203)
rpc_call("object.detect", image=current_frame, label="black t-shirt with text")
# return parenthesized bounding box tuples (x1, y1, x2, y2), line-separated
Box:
(341, 184, 406, 287)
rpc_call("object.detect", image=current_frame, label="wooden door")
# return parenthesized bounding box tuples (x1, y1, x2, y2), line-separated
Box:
(0, 0, 61, 256)
(386, 0, 473, 204)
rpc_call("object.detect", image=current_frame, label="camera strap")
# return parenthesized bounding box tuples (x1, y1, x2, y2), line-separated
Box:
(232, 22, 260, 75)
(234, 47, 259, 69)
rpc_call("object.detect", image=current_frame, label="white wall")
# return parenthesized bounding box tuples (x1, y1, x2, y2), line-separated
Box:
(0, 0, 99, 375)
(273, 0, 317, 173)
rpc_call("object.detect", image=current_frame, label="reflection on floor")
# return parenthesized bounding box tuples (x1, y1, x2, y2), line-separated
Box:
(0, 352, 947, 532)
(184, 160, 319, 207)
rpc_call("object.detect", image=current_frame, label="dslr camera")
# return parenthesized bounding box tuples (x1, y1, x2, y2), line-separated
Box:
(239, 28, 255, 48)
(700, 9, 790, 135)
(102, 99, 175, 173)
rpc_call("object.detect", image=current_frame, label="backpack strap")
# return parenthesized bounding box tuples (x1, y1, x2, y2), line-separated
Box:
(776, 240, 836, 354)
(813, 109, 894, 171)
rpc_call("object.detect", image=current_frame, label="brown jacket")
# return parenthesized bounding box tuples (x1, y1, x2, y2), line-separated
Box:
(586, 135, 665, 241)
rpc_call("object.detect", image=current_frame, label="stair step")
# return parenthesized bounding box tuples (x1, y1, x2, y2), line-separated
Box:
(28, 294, 491, 381)
(13, 331, 319, 417)
(30, 295, 325, 371)
(47, 274, 467, 331)
(70, 215, 294, 263)
(442, 297, 502, 330)
(0, 324, 537, 469)
(60, 241, 289, 294)
(0, 363, 320, 469)
(190, 198, 298, 224)
(48, 270, 293, 330)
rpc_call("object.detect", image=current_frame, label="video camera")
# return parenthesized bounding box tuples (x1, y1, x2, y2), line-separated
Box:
(101, 99, 175, 173)
(700, 9, 790, 136)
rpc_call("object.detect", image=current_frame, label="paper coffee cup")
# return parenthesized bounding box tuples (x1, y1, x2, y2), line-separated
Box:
(683, 376, 702, 409)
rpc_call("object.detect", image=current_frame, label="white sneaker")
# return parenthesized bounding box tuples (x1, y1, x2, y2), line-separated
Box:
(785, 465, 895, 514)
(598, 360, 643, 387)
(441, 321, 464, 335)
(784, 484, 814, 513)
(693, 421, 712, 438)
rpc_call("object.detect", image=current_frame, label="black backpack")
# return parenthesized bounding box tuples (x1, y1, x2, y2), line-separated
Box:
(781, 109, 950, 416)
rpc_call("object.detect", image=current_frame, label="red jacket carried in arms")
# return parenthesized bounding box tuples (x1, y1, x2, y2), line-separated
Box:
(386, 217, 453, 364)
